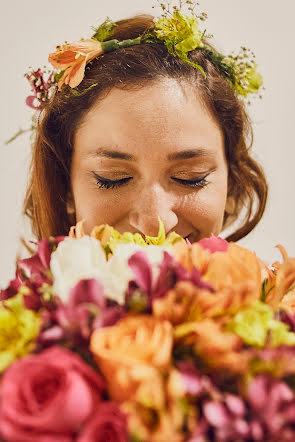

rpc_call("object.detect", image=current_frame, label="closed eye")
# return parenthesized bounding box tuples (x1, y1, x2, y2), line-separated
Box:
(171, 175, 209, 188)
(92, 172, 209, 190)
(93, 174, 133, 189)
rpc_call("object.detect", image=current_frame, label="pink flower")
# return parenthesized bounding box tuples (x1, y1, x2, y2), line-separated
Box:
(0, 346, 105, 442)
(198, 234, 229, 253)
(77, 402, 129, 442)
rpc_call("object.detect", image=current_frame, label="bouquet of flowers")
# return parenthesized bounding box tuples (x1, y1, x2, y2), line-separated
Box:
(1, 219, 295, 442)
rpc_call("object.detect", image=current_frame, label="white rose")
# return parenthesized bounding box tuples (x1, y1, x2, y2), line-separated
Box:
(50, 236, 107, 302)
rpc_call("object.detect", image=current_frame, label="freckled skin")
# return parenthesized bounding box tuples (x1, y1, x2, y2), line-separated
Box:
(71, 78, 228, 241)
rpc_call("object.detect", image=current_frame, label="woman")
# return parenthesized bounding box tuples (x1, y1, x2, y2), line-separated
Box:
(23, 9, 267, 244)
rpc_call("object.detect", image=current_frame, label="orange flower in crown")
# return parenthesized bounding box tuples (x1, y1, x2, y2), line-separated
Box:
(48, 39, 104, 90)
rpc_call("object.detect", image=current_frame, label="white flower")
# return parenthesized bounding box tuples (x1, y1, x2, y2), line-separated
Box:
(107, 243, 173, 291)
(50, 236, 107, 302)
(50, 237, 174, 305)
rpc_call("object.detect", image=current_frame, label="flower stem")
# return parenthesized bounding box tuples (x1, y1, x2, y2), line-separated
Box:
(4, 126, 34, 146)
(101, 36, 142, 53)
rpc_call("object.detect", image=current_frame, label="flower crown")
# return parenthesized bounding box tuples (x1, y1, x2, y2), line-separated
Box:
(6, 0, 263, 144)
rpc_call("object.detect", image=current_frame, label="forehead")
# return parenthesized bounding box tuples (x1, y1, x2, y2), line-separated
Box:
(74, 78, 224, 159)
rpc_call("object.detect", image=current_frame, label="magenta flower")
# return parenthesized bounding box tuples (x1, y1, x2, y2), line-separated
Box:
(0, 275, 21, 301)
(247, 375, 295, 436)
(39, 278, 125, 347)
(126, 250, 212, 311)
(277, 311, 295, 333)
(25, 68, 55, 109)
(177, 361, 204, 396)
(16, 236, 64, 310)
(18, 236, 64, 284)
(191, 375, 295, 441)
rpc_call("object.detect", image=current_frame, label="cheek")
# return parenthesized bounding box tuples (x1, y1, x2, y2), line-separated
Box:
(179, 183, 227, 236)
(73, 184, 131, 234)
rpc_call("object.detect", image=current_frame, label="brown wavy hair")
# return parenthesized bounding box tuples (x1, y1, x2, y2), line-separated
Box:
(24, 14, 268, 242)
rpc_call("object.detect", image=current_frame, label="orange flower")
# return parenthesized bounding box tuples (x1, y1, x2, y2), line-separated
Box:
(267, 245, 295, 309)
(122, 400, 186, 442)
(153, 279, 259, 324)
(68, 219, 86, 238)
(152, 281, 201, 325)
(175, 319, 248, 373)
(48, 39, 104, 90)
(151, 410, 186, 442)
(90, 315, 173, 407)
(172, 241, 211, 274)
(173, 242, 263, 295)
(121, 401, 155, 441)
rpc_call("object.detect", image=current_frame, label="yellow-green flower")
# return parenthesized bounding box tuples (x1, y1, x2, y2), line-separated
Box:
(153, 10, 205, 75)
(223, 47, 263, 98)
(94, 218, 184, 255)
(233, 64, 263, 97)
(154, 10, 203, 50)
(227, 301, 295, 348)
(0, 294, 41, 372)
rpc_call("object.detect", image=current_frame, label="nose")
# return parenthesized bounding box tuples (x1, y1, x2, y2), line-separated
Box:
(128, 183, 178, 237)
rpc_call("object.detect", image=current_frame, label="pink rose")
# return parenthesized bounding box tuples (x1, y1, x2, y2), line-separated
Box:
(0, 346, 105, 442)
(77, 402, 129, 442)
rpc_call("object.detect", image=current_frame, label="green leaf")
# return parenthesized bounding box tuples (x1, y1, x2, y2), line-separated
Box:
(54, 71, 63, 82)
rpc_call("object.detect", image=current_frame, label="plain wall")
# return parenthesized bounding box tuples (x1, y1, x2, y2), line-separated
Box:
(1, 0, 294, 287)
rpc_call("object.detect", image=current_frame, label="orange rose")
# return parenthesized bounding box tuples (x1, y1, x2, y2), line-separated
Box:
(48, 39, 104, 90)
(90, 315, 173, 407)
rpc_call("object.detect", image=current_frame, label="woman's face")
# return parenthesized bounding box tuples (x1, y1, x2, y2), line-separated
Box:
(71, 78, 228, 242)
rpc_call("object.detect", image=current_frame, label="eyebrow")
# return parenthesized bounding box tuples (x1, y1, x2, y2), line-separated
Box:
(87, 146, 215, 161)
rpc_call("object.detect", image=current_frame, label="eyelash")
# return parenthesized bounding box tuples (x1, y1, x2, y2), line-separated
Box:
(93, 173, 209, 190)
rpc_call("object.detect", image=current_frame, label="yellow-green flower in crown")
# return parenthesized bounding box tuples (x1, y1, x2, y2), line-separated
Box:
(6, 0, 264, 147)
(223, 47, 264, 99)
(152, 9, 205, 75)
(45, 0, 263, 100)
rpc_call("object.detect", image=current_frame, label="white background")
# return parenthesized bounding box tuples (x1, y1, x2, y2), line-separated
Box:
(0, 0, 294, 287)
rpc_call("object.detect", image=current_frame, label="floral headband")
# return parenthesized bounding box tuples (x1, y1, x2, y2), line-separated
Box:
(6, 0, 263, 144)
